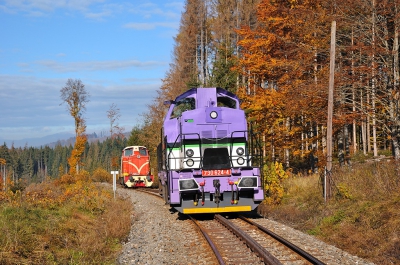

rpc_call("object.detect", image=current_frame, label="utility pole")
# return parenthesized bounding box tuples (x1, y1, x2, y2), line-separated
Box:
(326, 21, 336, 201)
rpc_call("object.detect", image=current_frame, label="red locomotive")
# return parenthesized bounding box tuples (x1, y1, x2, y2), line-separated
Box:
(120, 146, 154, 188)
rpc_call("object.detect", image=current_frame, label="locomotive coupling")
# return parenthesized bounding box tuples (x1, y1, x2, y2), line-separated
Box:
(213, 179, 221, 204)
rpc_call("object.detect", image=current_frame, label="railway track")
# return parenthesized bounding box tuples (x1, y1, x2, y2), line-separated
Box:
(134, 187, 161, 197)
(190, 214, 325, 265)
(134, 188, 326, 264)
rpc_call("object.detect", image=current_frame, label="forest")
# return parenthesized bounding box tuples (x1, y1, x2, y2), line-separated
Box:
(1, 0, 400, 186)
(0, 137, 128, 189)
(138, 0, 400, 174)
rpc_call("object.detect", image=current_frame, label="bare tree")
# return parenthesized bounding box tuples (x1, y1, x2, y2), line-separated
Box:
(107, 103, 123, 139)
(107, 103, 125, 170)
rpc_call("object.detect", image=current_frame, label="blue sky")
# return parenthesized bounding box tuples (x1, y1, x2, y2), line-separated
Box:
(0, 0, 183, 143)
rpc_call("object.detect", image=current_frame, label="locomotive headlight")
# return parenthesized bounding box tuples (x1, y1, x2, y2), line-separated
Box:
(210, 111, 218, 119)
(238, 177, 258, 188)
(237, 157, 245, 165)
(179, 179, 199, 191)
(185, 149, 194, 157)
(236, 147, 245, 156)
(186, 159, 195, 167)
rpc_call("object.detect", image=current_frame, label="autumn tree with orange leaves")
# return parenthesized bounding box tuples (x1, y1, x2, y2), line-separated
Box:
(60, 79, 90, 175)
(236, 0, 334, 167)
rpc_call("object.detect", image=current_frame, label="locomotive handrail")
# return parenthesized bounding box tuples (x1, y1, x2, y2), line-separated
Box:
(182, 132, 203, 168)
(165, 129, 263, 173)
(230, 130, 263, 168)
(165, 132, 203, 171)
(230, 130, 251, 168)
(165, 133, 182, 171)
(249, 122, 264, 185)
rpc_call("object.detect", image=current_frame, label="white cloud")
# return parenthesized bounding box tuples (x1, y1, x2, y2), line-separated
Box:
(85, 10, 111, 19)
(123, 22, 178, 30)
(127, 2, 182, 20)
(165, 2, 184, 9)
(1, 0, 183, 20)
(30, 59, 167, 72)
(3, 0, 105, 12)
(0, 74, 160, 140)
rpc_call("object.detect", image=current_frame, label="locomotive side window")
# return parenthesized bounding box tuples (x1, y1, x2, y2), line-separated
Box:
(124, 148, 133, 156)
(170, 98, 195, 119)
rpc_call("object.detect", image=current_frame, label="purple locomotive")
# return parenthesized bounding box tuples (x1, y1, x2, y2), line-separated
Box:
(157, 87, 264, 214)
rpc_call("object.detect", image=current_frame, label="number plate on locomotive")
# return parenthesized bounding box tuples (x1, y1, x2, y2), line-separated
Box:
(202, 169, 231, 176)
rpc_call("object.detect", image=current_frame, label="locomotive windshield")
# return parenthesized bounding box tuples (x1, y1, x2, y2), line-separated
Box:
(170, 98, 195, 119)
(139, 147, 147, 156)
(124, 148, 133, 156)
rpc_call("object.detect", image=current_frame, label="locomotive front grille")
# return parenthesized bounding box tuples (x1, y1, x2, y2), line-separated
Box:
(216, 130, 228, 138)
(201, 130, 213, 138)
(202, 147, 230, 170)
(200, 130, 228, 139)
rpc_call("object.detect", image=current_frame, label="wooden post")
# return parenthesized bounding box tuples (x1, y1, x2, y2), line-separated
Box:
(326, 21, 336, 201)
(111, 171, 119, 199)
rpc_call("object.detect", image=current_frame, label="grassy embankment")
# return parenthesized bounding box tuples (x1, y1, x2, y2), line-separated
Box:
(258, 155, 400, 265)
(0, 169, 132, 265)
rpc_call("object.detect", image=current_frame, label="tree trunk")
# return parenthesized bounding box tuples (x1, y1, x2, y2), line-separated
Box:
(338, 128, 345, 166)
(351, 27, 357, 154)
(371, 0, 378, 157)
(392, 7, 400, 160)
(392, 129, 400, 159)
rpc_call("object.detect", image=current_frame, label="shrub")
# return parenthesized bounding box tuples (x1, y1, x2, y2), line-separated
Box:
(263, 161, 289, 205)
(92, 167, 112, 183)
(0, 180, 132, 265)
(258, 160, 400, 265)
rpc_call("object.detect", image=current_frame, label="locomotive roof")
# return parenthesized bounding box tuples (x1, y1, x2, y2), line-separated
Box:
(123, 146, 147, 150)
(174, 87, 238, 102)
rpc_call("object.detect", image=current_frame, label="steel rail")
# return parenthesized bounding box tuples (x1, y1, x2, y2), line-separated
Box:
(239, 215, 326, 265)
(215, 214, 283, 265)
(188, 215, 225, 265)
(135, 188, 161, 197)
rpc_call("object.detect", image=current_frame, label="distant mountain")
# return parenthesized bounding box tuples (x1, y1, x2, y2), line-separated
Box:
(0, 132, 130, 149)
(0, 132, 75, 148)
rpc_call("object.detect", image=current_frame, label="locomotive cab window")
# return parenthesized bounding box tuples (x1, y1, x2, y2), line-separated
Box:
(170, 98, 195, 119)
(124, 148, 133, 156)
(139, 147, 147, 156)
(217, 96, 236, 108)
